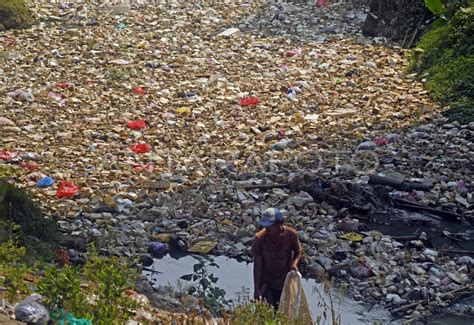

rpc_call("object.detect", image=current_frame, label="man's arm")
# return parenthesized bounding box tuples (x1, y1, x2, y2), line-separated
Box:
(251, 236, 263, 300)
(253, 255, 263, 299)
(291, 232, 304, 271)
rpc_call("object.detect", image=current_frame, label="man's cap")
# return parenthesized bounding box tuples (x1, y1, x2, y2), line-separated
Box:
(259, 208, 283, 228)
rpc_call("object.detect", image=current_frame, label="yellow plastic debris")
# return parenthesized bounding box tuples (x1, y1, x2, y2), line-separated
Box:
(187, 240, 218, 254)
(340, 232, 364, 242)
(153, 233, 172, 243)
(175, 106, 191, 115)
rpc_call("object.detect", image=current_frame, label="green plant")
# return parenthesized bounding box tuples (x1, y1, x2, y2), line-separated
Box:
(37, 244, 139, 324)
(409, 4, 474, 123)
(0, 179, 58, 260)
(313, 281, 342, 325)
(107, 67, 135, 80)
(180, 255, 228, 316)
(230, 289, 295, 325)
(0, 240, 30, 302)
(83, 244, 139, 324)
(37, 265, 88, 318)
(425, 0, 446, 14)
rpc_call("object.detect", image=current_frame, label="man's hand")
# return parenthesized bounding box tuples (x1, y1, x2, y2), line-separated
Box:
(291, 262, 299, 272)
(254, 289, 263, 301)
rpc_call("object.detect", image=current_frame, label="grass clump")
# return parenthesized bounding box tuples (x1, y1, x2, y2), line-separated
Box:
(409, 6, 474, 123)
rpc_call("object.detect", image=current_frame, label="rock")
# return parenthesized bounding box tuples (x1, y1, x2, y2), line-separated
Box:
(364, 61, 377, 68)
(287, 191, 314, 208)
(386, 293, 405, 305)
(357, 141, 377, 150)
(350, 261, 374, 279)
(306, 262, 326, 280)
(340, 217, 359, 232)
(139, 254, 154, 267)
(315, 256, 334, 271)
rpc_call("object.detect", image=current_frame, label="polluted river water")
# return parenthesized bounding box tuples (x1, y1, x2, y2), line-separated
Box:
(144, 252, 472, 324)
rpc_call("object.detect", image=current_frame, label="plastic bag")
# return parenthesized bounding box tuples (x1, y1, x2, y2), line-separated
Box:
(133, 86, 145, 95)
(56, 181, 79, 198)
(127, 120, 146, 130)
(0, 150, 19, 161)
(15, 295, 50, 325)
(56, 83, 73, 90)
(131, 143, 150, 154)
(132, 163, 154, 173)
(147, 241, 167, 258)
(50, 309, 92, 325)
(279, 271, 313, 324)
(20, 161, 39, 171)
(239, 96, 260, 107)
(37, 176, 54, 188)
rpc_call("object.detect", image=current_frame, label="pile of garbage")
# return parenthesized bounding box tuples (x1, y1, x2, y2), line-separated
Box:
(1, 1, 473, 322)
(239, 0, 371, 44)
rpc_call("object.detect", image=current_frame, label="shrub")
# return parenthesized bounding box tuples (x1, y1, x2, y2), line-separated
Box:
(0, 179, 58, 260)
(409, 6, 474, 123)
(37, 244, 139, 324)
(0, 240, 31, 302)
(37, 266, 88, 318)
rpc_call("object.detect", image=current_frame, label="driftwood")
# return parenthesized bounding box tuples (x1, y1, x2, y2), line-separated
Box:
(394, 198, 464, 221)
(238, 183, 288, 190)
(368, 175, 433, 191)
(389, 234, 422, 241)
(438, 248, 474, 256)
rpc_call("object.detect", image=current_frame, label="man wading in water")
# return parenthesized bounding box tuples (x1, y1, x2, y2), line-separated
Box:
(251, 208, 303, 309)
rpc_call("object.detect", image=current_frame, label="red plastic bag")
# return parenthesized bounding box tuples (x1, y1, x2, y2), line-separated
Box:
(133, 86, 145, 95)
(56, 181, 79, 198)
(375, 137, 389, 146)
(54, 249, 70, 266)
(0, 150, 19, 161)
(315, 0, 329, 7)
(20, 161, 39, 171)
(131, 143, 150, 154)
(133, 164, 154, 173)
(286, 50, 299, 58)
(4, 38, 16, 46)
(239, 96, 260, 107)
(56, 83, 73, 90)
(127, 120, 146, 130)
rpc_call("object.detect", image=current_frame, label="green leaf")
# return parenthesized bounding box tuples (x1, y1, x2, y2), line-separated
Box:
(180, 274, 193, 281)
(431, 16, 447, 28)
(200, 278, 210, 290)
(193, 263, 203, 272)
(188, 286, 196, 295)
(424, 0, 446, 14)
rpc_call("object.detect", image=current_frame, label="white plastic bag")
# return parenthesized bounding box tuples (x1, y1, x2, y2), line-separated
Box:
(14, 294, 49, 325)
(279, 271, 313, 324)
